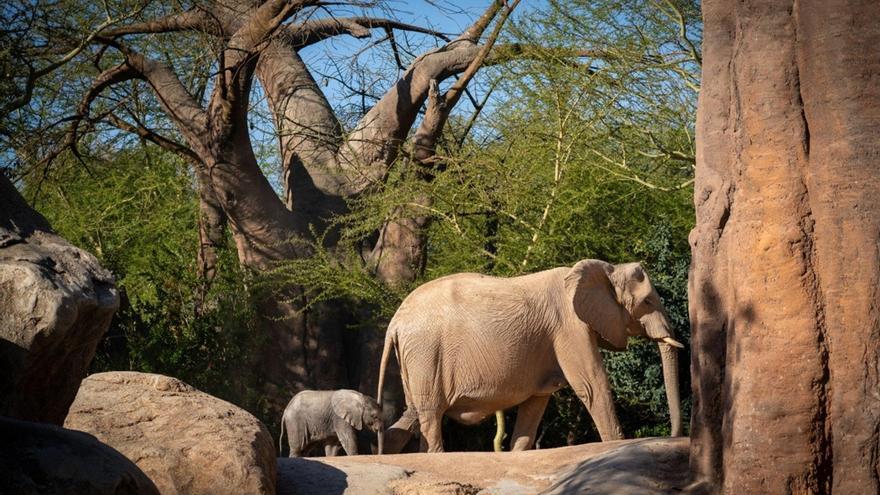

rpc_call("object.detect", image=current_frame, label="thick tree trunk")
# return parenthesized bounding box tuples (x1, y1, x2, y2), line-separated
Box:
(255, 40, 344, 231)
(254, 29, 494, 412)
(194, 172, 226, 314)
(689, 0, 880, 493)
(205, 132, 347, 416)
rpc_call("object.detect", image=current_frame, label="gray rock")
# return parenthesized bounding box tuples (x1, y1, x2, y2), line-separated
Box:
(542, 437, 689, 494)
(0, 174, 118, 424)
(0, 416, 159, 495)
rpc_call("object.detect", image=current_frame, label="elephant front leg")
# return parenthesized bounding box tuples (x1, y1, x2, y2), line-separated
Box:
(335, 424, 359, 456)
(324, 443, 341, 457)
(577, 378, 622, 441)
(556, 332, 624, 441)
(509, 395, 551, 451)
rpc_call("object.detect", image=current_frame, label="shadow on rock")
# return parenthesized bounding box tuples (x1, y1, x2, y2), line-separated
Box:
(278, 457, 416, 495)
(0, 416, 159, 495)
(278, 458, 349, 495)
(543, 437, 689, 494)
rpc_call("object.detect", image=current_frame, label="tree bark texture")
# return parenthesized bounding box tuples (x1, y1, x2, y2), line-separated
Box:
(689, 0, 880, 493)
(194, 171, 226, 312)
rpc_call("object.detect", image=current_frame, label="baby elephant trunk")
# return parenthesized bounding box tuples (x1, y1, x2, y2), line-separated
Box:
(377, 427, 384, 455)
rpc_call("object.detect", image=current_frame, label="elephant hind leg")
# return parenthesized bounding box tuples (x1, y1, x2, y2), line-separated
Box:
(509, 395, 551, 451)
(288, 425, 305, 457)
(417, 408, 445, 453)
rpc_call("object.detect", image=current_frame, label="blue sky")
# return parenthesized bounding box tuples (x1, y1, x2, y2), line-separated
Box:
(294, 0, 542, 122)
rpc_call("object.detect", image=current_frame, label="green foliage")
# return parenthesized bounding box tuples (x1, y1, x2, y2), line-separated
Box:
(26, 146, 264, 415)
(260, 239, 407, 329)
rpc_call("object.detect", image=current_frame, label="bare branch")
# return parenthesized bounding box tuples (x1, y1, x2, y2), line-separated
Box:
(103, 7, 224, 37)
(458, 0, 504, 42)
(412, 0, 520, 164)
(66, 63, 138, 144)
(455, 78, 500, 149)
(98, 39, 209, 144)
(445, 0, 518, 107)
(283, 16, 448, 48)
(34, 63, 139, 170)
(103, 113, 200, 165)
(657, 0, 702, 66)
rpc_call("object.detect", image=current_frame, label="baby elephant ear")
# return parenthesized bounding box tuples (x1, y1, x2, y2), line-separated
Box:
(564, 259, 630, 350)
(331, 390, 364, 430)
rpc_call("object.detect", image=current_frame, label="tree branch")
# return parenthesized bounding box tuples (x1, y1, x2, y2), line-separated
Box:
(413, 0, 519, 164)
(103, 113, 200, 165)
(36, 63, 139, 169)
(283, 16, 449, 48)
(1, 5, 147, 118)
(368, 0, 519, 285)
(657, 0, 702, 66)
(99, 39, 209, 146)
(459, 0, 504, 42)
(210, 0, 319, 139)
(103, 7, 224, 37)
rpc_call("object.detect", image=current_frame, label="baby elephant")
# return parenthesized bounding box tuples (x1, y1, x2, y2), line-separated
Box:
(279, 389, 384, 457)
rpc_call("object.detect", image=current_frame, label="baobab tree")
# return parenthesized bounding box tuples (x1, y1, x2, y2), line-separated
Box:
(39, 0, 575, 416)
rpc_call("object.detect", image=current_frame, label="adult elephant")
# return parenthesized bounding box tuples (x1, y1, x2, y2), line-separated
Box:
(376, 259, 683, 453)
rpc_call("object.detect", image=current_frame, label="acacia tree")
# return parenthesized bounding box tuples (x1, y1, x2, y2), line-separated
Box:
(25, 0, 560, 416)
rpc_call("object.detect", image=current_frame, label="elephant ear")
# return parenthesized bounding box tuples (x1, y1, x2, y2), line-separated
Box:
(331, 390, 364, 430)
(564, 259, 630, 350)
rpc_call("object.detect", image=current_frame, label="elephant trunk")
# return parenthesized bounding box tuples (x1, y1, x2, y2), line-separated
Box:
(659, 341, 682, 436)
(377, 427, 384, 455)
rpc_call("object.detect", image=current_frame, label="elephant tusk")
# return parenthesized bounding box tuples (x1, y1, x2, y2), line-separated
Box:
(661, 337, 684, 348)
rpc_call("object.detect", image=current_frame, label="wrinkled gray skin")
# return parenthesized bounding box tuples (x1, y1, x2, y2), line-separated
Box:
(377, 259, 683, 453)
(279, 389, 384, 457)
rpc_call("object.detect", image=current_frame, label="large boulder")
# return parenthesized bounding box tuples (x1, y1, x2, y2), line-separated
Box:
(0, 416, 159, 495)
(0, 174, 118, 424)
(277, 438, 689, 494)
(544, 438, 689, 494)
(65, 371, 277, 495)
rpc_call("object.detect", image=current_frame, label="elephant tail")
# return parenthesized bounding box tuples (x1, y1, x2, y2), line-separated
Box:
(376, 325, 397, 413)
(278, 415, 286, 456)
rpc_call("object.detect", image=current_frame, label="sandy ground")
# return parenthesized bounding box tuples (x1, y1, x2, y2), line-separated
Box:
(278, 437, 689, 495)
